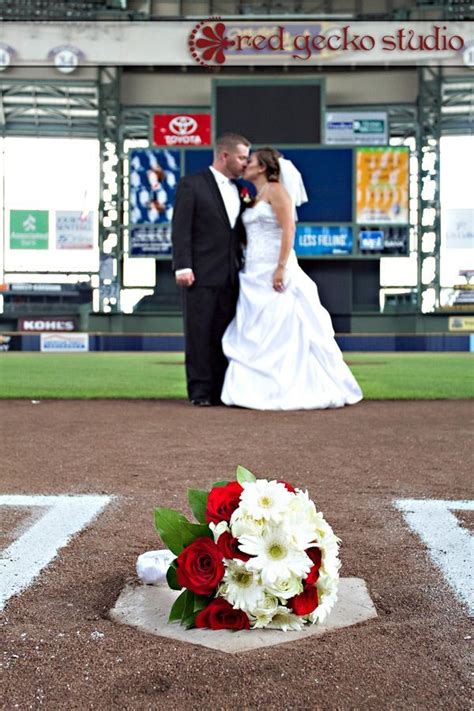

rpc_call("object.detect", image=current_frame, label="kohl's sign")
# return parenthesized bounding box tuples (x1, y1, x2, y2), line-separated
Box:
(19, 318, 76, 332)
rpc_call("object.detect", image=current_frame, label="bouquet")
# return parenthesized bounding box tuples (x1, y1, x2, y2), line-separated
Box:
(154, 466, 341, 632)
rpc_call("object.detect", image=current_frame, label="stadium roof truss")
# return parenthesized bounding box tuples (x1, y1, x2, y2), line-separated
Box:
(0, 80, 99, 137)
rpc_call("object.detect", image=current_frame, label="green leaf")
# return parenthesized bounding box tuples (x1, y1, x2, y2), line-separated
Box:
(211, 480, 229, 488)
(182, 613, 198, 630)
(155, 507, 213, 555)
(187, 489, 208, 524)
(168, 589, 187, 623)
(236, 465, 256, 485)
(154, 507, 191, 555)
(182, 589, 194, 619)
(166, 562, 181, 591)
(180, 521, 213, 548)
(193, 594, 210, 613)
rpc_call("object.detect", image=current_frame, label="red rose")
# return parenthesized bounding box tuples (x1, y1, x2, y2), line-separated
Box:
(205, 481, 243, 524)
(176, 537, 224, 596)
(307, 547, 322, 567)
(278, 480, 296, 493)
(217, 531, 251, 562)
(304, 565, 320, 587)
(304, 547, 322, 586)
(289, 586, 319, 616)
(195, 598, 250, 631)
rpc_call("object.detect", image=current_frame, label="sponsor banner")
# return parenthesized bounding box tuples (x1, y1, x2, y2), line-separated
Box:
(56, 211, 95, 250)
(129, 149, 180, 227)
(356, 147, 409, 225)
(442, 208, 474, 250)
(449, 316, 474, 332)
(359, 229, 384, 250)
(295, 225, 353, 256)
(9, 210, 49, 250)
(40, 333, 89, 352)
(1, 21, 472, 67)
(19, 318, 76, 332)
(130, 226, 172, 257)
(358, 226, 409, 254)
(152, 114, 211, 147)
(326, 111, 388, 145)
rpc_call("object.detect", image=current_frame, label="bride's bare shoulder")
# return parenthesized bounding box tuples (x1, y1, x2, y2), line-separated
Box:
(267, 181, 291, 205)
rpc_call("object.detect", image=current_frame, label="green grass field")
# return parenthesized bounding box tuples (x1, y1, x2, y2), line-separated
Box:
(0, 352, 472, 400)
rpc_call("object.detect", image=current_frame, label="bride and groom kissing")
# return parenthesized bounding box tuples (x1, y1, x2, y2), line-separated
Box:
(171, 133, 362, 411)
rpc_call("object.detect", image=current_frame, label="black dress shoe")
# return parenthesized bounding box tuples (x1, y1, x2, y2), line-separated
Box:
(191, 398, 211, 407)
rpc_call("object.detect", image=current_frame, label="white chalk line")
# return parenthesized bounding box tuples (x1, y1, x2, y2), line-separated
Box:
(0, 495, 112, 611)
(395, 499, 474, 615)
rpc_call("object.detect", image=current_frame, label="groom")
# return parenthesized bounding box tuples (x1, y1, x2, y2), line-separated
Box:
(172, 132, 251, 406)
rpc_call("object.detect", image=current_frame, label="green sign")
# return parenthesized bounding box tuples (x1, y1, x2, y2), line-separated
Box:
(353, 120, 385, 134)
(10, 210, 49, 249)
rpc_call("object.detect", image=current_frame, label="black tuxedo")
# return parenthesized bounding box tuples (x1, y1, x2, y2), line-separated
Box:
(171, 169, 246, 403)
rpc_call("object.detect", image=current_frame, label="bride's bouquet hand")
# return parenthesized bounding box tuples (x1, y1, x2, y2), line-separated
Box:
(273, 266, 285, 293)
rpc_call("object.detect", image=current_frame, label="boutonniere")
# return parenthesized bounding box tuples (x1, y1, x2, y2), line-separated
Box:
(239, 187, 253, 205)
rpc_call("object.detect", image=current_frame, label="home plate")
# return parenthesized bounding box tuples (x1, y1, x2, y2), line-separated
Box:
(110, 578, 377, 653)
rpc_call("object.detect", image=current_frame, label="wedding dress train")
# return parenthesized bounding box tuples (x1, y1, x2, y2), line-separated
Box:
(221, 200, 363, 410)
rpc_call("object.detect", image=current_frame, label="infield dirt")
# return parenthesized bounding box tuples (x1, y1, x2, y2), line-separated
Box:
(1, 400, 472, 710)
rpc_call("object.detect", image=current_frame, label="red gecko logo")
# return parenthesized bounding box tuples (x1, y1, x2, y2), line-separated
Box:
(188, 18, 234, 67)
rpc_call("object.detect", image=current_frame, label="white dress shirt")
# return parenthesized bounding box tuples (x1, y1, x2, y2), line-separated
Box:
(175, 166, 240, 276)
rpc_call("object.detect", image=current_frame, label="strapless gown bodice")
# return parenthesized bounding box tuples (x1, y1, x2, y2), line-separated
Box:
(243, 200, 289, 268)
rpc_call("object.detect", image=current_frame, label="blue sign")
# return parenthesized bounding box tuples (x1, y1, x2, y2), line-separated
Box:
(129, 149, 180, 227)
(359, 230, 384, 251)
(130, 226, 172, 257)
(295, 226, 353, 256)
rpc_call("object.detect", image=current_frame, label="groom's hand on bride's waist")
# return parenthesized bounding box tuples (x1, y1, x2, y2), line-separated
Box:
(175, 269, 195, 287)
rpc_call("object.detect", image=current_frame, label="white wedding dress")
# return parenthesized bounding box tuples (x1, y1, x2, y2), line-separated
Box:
(221, 200, 363, 410)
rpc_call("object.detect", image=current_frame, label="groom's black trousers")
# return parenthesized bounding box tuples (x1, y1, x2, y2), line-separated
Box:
(183, 279, 239, 404)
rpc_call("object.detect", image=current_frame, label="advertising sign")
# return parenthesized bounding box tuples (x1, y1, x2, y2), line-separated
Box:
(129, 149, 180, 228)
(326, 112, 388, 145)
(152, 114, 211, 147)
(358, 226, 408, 254)
(359, 229, 384, 250)
(130, 226, 172, 257)
(295, 226, 353, 256)
(56, 211, 95, 250)
(442, 208, 474, 249)
(356, 146, 409, 224)
(40, 333, 89, 352)
(10, 210, 49, 249)
(449, 316, 474, 332)
(19, 318, 76, 332)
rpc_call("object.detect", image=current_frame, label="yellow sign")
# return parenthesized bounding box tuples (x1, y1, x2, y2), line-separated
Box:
(356, 147, 409, 224)
(449, 316, 474, 332)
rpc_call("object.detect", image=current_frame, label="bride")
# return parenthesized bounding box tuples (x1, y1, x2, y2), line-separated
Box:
(221, 147, 363, 411)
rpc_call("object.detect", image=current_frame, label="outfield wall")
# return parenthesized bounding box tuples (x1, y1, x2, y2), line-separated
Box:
(1, 332, 473, 353)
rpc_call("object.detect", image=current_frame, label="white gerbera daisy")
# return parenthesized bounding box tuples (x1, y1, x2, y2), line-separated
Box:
(237, 479, 292, 523)
(266, 606, 305, 631)
(240, 526, 312, 585)
(230, 512, 265, 538)
(219, 560, 264, 611)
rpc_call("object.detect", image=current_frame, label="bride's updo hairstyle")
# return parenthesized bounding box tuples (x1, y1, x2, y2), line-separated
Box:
(255, 147, 281, 183)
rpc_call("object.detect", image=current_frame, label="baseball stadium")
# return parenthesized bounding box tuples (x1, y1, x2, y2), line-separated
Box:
(0, 2, 472, 709)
